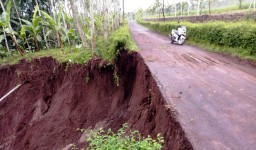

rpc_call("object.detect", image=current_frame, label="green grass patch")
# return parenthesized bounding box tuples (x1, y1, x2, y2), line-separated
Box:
(0, 47, 93, 66)
(139, 20, 256, 62)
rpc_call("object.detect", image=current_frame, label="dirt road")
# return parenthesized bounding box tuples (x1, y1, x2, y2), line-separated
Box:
(129, 21, 256, 150)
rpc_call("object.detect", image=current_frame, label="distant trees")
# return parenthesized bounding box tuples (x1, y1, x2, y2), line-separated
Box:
(144, 0, 255, 19)
(238, 0, 244, 9)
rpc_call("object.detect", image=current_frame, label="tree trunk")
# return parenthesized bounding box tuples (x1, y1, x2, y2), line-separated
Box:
(180, 1, 182, 15)
(103, 0, 108, 39)
(123, 0, 125, 22)
(34, 37, 40, 51)
(208, 0, 211, 14)
(11, 36, 25, 55)
(187, 2, 190, 16)
(69, 0, 88, 47)
(58, 31, 63, 48)
(90, 0, 95, 51)
(162, 0, 165, 22)
(197, 0, 201, 15)
(50, 0, 57, 21)
(175, 3, 177, 17)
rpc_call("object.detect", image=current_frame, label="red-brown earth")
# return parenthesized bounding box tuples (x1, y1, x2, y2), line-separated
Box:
(0, 51, 192, 150)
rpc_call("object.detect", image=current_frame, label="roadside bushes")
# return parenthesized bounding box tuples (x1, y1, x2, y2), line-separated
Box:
(96, 25, 138, 61)
(139, 21, 256, 54)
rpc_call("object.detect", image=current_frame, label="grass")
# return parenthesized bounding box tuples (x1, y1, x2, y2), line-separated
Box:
(0, 47, 93, 66)
(186, 40, 256, 62)
(0, 25, 138, 66)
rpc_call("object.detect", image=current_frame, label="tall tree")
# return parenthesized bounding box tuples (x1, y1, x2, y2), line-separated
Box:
(69, 0, 88, 47)
(102, 0, 108, 39)
(197, 0, 201, 15)
(90, 0, 95, 51)
(238, 0, 244, 9)
(162, 0, 165, 22)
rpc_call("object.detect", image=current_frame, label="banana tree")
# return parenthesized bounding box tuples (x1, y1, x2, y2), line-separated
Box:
(0, 0, 24, 55)
(20, 5, 43, 51)
(41, 5, 66, 48)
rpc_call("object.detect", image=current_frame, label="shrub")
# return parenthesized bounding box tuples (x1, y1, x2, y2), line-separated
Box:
(84, 124, 164, 150)
(96, 25, 138, 62)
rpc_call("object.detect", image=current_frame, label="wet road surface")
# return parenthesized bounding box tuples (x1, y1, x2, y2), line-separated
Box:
(129, 21, 256, 150)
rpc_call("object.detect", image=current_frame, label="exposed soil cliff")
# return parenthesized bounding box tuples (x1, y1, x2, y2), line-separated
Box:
(0, 51, 192, 150)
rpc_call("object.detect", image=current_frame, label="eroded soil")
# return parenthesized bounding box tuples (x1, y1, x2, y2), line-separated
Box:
(0, 51, 192, 150)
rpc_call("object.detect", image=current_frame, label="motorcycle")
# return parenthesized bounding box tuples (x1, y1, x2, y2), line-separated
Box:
(169, 25, 187, 45)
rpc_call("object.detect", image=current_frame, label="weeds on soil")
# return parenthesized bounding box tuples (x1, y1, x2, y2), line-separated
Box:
(78, 124, 164, 150)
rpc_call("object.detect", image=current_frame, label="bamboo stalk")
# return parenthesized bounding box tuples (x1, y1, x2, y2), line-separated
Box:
(0, 84, 23, 102)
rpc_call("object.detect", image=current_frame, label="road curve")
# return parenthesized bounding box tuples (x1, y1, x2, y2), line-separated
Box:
(129, 21, 256, 150)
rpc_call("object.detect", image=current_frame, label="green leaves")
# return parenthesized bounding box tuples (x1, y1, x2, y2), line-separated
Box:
(36, 35, 42, 42)
(4, 28, 17, 35)
(5, 0, 11, 26)
(84, 124, 164, 150)
(40, 10, 56, 28)
(33, 5, 39, 25)
(0, 35, 6, 43)
(20, 26, 26, 40)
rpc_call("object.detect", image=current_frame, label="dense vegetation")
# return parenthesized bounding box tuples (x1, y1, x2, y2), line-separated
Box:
(139, 20, 256, 60)
(0, 24, 137, 65)
(0, 0, 138, 66)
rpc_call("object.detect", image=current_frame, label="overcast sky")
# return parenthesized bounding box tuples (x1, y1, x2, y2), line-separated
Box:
(121, 0, 155, 12)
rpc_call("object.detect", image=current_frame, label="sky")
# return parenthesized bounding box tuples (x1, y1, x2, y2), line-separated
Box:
(121, 0, 155, 12)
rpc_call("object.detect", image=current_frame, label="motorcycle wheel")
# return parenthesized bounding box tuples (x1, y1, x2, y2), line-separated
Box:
(170, 36, 174, 44)
(178, 36, 185, 45)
